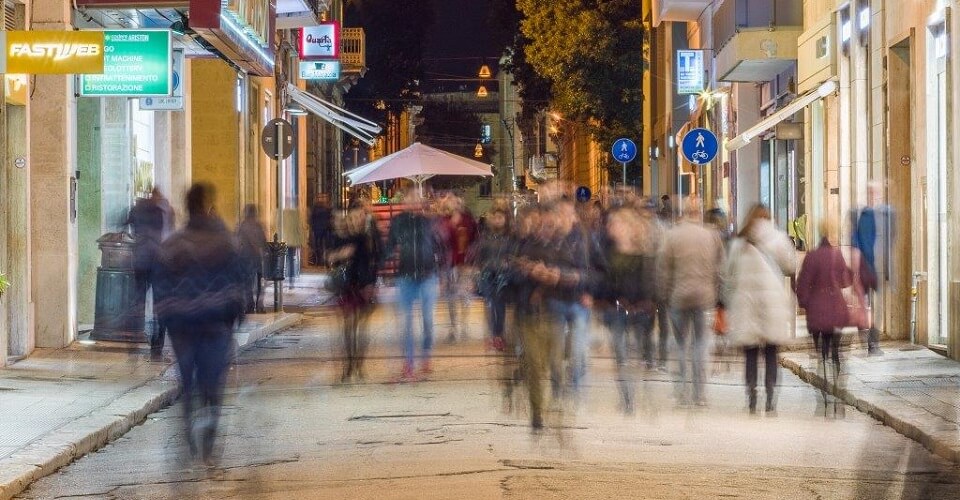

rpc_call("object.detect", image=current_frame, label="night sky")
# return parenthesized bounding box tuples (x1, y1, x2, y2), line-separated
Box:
(422, 0, 501, 93)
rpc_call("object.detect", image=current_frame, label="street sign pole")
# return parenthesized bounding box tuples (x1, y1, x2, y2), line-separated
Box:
(275, 118, 284, 313)
(621, 161, 627, 186)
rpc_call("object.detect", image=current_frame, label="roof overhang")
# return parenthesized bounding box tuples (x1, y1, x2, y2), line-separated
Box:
(653, 0, 712, 26)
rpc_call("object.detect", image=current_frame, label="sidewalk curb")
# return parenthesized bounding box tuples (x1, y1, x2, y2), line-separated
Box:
(0, 313, 302, 500)
(779, 353, 960, 466)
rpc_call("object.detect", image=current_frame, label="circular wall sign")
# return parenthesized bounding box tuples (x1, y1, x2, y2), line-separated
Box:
(14, 157, 26, 169)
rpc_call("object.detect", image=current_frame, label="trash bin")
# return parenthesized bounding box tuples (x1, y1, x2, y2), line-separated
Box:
(264, 237, 287, 281)
(91, 232, 146, 342)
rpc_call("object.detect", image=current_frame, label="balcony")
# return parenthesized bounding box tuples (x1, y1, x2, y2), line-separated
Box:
(653, 0, 713, 25)
(713, 0, 803, 82)
(276, 0, 328, 29)
(340, 27, 366, 73)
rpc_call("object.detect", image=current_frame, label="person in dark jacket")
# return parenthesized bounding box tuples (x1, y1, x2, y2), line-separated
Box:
(126, 188, 174, 360)
(237, 204, 267, 314)
(153, 183, 245, 465)
(329, 206, 382, 382)
(600, 206, 658, 413)
(851, 181, 894, 355)
(384, 187, 445, 381)
(470, 208, 512, 352)
(796, 218, 856, 379)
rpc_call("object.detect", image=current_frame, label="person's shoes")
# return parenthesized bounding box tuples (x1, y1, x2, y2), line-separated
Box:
(868, 346, 884, 356)
(765, 393, 776, 414)
(748, 389, 758, 415)
(445, 332, 458, 344)
(491, 337, 506, 352)
(419, 360, 433, 375)
(393, 363, 417, 383)
(150, 350, 164, 362)
(531, 414, 544, 432)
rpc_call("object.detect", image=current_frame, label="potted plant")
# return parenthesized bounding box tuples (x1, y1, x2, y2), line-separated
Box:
(0, 273, 10, 297)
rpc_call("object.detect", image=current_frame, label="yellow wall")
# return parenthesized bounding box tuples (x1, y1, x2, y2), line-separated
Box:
(190, 59, 241, 228)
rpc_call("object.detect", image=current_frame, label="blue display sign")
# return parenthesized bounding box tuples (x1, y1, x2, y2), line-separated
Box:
(681, 128, 719, 165)
(611, 138, 637, 163)
(677, 50, 705, 95)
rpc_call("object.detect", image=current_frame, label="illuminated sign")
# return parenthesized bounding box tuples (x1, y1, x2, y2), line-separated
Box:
(189, 0, 276, 77)
(677, 50, 705, 95)
(5, 74, 27, 105)
(0, 31, 104, 74)
(299, 22, 339, 59)
(140, 49, 184, 110)
(299, 60, 340, 80)
(80, 30, 172, 97)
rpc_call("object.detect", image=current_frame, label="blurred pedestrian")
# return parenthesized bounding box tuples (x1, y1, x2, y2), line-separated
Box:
(658, 195, 674, 223)
(599, 206, 657, 413)
(237, 204, 267, 314)
(126, 187, 174, 361)
(384, 187, 445, 381)
(153, 183, 245, 464)
(328, 206, 381, 382)
(722, 205, 797, 414)
(282, 208, 305, 290)
(471, 208, 512, 352)
(797, 218, 872, 382)
(658, 198, 723, 406)
(541, 199, 593, 400)
(851, 181, 893, 355)
(438, 194, 478, 343)
(310, 194, 332, 267)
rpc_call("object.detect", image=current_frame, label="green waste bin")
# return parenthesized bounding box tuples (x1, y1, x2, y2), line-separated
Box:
(91, 232, 146, 342)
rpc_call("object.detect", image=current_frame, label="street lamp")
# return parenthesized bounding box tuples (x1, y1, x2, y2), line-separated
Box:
(476, 85, 488, 98)
(478, 64, 492, 79)
(474, 142, 484, 158)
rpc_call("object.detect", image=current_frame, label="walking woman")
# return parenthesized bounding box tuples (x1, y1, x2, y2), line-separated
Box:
(795, 218, 858, 380)
(328, 206, 381, 382)
(722, 205, 797, 414)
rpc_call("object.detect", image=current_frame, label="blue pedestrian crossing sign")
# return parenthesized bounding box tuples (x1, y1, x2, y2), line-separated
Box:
(611, 138, 637, 163)
(681, 128, 719, 165)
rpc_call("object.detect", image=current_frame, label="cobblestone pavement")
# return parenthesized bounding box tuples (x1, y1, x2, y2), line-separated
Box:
(18, 300, 960, 499)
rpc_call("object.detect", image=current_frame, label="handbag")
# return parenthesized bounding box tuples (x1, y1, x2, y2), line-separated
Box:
(713, 306, 728, 335)
(839, 249, 870, 330)
(324, 265, 350, 295)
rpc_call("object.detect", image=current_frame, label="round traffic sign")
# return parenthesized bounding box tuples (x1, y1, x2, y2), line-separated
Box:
(262, 119, 296, 160)
(611, 138, 637, 163)
(575, 186, 591, 202)
(681, 128, 719, 165)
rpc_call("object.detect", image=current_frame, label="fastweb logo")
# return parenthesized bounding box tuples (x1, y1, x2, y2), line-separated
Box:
(9, 42, 101, 60)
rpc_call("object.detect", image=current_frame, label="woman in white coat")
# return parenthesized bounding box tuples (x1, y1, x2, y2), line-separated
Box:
(722, 205, 797, 414)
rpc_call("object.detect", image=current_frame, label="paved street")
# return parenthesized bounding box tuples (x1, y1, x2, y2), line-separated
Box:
(18, 301, 960, 499)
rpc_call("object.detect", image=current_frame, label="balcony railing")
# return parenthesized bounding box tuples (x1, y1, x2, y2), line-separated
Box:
(341, 27, 365, 71)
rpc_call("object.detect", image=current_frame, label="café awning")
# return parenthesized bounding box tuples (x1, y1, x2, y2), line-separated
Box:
(286, 84, 381, 146)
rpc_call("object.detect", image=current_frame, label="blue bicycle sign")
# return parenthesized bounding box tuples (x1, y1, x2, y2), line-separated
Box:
(681, 128, 719, 165)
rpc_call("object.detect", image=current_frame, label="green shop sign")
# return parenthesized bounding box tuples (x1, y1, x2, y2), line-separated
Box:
(80, 30, 171, 97)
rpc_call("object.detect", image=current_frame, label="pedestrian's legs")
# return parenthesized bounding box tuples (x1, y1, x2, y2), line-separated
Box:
(341, 304, 357, 381)
(420, 275, 439, 364)
(671, 309, 691, 402)
(397, 278, 417, 371)
(606, 309, 633, 412)
(635, 311, 656, 369)
(195, 327, 231, 462)
(568, 302, 591, 393)
(657, 303, 671, 368)
(690, 308, 707, 403)
(763, 343, 778, 411)
(442, 268, 458, 340)
(169, 331, 198, 454)
(744, 345, 759, 412)
(520, 310, 552, 429)
(254, 270, 264, 313)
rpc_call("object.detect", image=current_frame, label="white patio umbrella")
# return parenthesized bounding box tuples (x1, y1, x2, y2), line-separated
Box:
(344, 142, 493, 196)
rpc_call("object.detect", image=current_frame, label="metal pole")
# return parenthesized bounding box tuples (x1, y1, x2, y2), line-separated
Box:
(275, 119, 284, 312)
(621, 161, 627, 186)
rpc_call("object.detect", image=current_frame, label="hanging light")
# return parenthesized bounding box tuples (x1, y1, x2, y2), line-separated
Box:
(476, 85, 488, 98)
(474, 142, 483, 158)
(478, 64, 492, 79)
